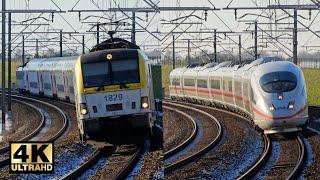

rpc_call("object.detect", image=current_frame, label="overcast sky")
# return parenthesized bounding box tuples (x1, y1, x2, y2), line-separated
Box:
(160, 0, 320, 58)
(1, 0, 320, 58)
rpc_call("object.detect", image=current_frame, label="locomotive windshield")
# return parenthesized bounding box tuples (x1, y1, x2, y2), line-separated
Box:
(259, 71, 297, 93)
(82, 59, 140, 88)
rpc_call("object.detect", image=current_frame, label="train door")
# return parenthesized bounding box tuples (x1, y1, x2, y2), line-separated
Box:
(221, 76, 225, 103)
(170, 76, 176, 96)
(63, 71, 69, 100)
(223, 77, 233, 106)
(67, 71, 75, 102)
(209, 77, 222, 103)
(234, 79, 244, 108)
(37, 72, 42, 95)
(51, 72, 57, 97)
(40, 73, 44, 95)
(242, 81, 249, 113)
(178, 75, 183, 97)
(182, 77, 186, 98)
(26, 72, 30, 91)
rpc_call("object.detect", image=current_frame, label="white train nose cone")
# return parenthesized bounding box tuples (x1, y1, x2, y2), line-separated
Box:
(253, 104, 308, 133)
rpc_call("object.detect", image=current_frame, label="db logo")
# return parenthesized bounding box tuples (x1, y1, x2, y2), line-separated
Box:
(10, 142, 54, 173)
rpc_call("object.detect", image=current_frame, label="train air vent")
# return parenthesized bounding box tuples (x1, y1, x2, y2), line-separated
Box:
(132, 102, 136, 109)
(93, 106, 97, 113)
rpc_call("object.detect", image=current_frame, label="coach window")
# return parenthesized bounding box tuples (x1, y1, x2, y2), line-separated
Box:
(57, 85, 64, 92)
(184, 79, 195, 87)
(30, 82, 38, 88)
(197, 79, 207, 88)
(234, 81, 242, 95)
(44, 83, 51, 90)
(211, 79, 220, 90)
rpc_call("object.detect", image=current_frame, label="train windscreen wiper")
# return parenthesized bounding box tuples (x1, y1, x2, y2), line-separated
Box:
(115, 79, 129, 89)
(96, 76, 110, 91)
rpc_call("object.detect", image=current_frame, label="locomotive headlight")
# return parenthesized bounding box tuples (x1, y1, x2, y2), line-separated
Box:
(269, 104, 275, 111)
(288, 102, 294, 110)
(141, 97, 149, 109)
(80, 103, 88, 115)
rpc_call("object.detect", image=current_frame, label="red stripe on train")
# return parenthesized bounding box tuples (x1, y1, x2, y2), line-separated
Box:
(170, 85, 306, 121)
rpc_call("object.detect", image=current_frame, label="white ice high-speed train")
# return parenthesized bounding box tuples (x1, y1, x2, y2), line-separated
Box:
(169, 57, 308, 134)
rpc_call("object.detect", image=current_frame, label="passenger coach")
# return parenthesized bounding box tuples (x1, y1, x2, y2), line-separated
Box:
(170, 57, 308, 134)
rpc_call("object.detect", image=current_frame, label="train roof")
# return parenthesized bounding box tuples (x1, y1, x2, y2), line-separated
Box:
(23, 56, 78, 71)
(170, 56, 285, 77)
(180, 56, 282, 70)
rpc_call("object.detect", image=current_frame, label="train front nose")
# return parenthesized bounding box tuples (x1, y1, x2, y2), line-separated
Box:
(256, 103, 307, 131)
(254, 70, 308, 133)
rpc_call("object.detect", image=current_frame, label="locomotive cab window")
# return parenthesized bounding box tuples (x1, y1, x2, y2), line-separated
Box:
(111, 60, 139, 85)
(82, 58, 140, 88)
(259, 71, 297, 93)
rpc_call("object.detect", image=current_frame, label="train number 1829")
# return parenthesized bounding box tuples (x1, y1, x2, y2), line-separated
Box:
(104, 94, 123, 102)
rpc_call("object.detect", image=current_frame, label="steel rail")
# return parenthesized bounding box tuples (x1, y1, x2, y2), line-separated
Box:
(113, 146, 144, 180)
(0, 95, 69, 168)
(166, 100, 273, 179)
(237, 134, 271, 179)
(163, 105, 197, 159)
(287, 135, 306, 180)
(62, 149, 102, 180)
(163, 101, 223, 174)
(0, 99, 45, 153)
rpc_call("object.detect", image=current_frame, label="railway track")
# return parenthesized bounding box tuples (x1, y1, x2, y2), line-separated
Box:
(0, 98, 45, 167)
(0, 92, 148, 179)
(287, 135, 306, 179)
(167, 99, 307, 179)
(255, 135, 306, 179)
(62, 148, 103, 179)
(62, 144, 143, 179)
(163, 101, 223, 174)
(0, 94, 69, 168)
(237, 133, 271, 179)
(163, 105, 197, 159)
